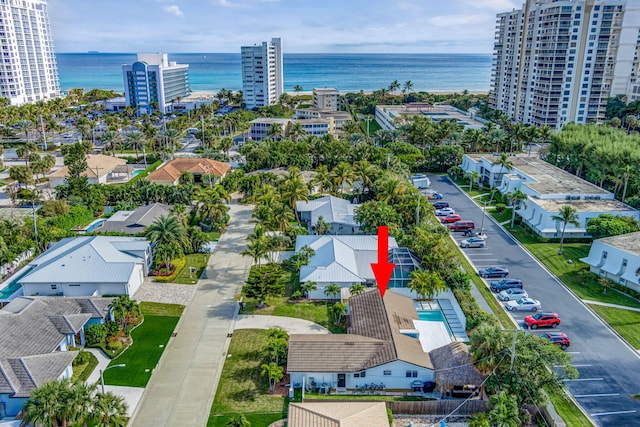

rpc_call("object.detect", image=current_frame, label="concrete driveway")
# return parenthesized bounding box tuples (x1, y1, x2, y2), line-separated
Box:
(234, 315, 330, 334)
(429, 174, 640, 427)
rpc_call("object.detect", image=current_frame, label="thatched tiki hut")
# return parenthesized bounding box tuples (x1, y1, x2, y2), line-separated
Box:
(429, 342, 486, 398)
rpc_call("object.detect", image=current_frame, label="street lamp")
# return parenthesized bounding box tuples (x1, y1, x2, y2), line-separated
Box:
(100, 364, 126, 393)
(480, 200, 489, 236)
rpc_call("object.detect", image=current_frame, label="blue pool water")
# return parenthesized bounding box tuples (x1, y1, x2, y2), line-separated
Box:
(418, 310, 446, 322)
(131, 169, 143, 177)
(85, 219, 106, 232)
(0, 266, 32, 300)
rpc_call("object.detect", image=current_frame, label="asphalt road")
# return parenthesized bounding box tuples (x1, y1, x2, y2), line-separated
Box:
(429, 175, 640, 427)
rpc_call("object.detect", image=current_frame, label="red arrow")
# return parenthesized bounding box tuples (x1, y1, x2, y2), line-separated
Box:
(371, 226, 395, 299)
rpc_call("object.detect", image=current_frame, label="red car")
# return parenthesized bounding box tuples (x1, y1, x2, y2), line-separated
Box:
(540, 332, 571, 350)
(524, 312, 561, 329)
(440, 214, 462, 224)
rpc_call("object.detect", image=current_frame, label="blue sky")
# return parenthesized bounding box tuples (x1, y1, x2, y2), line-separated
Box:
(49, 0, 519, 53)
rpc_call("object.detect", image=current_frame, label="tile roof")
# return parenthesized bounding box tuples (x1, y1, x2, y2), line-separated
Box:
(287, 290, 432, 373)
(48, 154, 126, 179)
(296, 235, 398, 284)
(146, 158, 230, 182)
(296, 196, 360, 227)
(19, 236, 149, 285)
(0, 296, 112, 397)
(288, 402, 389, 427)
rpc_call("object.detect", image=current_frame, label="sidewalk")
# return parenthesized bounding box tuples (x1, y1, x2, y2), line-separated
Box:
(582, 300, 640, 312)
(130, 201, 254, 427)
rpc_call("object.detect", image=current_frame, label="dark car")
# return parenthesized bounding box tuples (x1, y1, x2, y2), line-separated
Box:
(524, 312, 561, 329)
(540, 332, 570, 350)
(478, 266, 509, 278)
(489, 278, 524, 292)
(432, 201, 449, 209)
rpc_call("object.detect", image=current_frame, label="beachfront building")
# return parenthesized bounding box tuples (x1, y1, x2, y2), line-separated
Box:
(296, 196, 361, 235)
(461, 154, 638, 238)
(249, 117, 332, 140)
(146, 158, 230, 186)
(0, 0, 60, 105)
(0, 296, 113, 418)
(581, 231, 640, 293)
(48, 154, 127, 188)
(241, 38, 283, 109)
(18, 236, 152, 297)
(312, 88, 340, 110)
(375, 103, 486, 131)
(489, 0, 640, 128)
(122, 53, 190, 115)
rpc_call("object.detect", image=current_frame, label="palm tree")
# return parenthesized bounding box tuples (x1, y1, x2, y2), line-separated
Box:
(506, 189, 527, 229)
(352, 160, 377, 197)
(242, 237, 269, 266)
(300, 281, 317, 300)
(389, 80, 400, 96)
(492, 153, 514, 188)
(552, 206, 580, 255)
(312, 165, 334, 195)
(331, 162, 355, 194)
(463, 170, 482, 191)
(92, 392, 128, 427)
(488, 391, 521, 427)
(403, 80, 413, 94)
(331, 302, 347, 325)
(408, 269, 447, 300)
(286, 122, 306, 142)
(225, 414, 251, 427)
(619, 164, 634, 203)
(145, 214, 189, 250)
(293, 84, 303, 93)
(266, 122, 283, 140)
(281, 175, 309, 210)
(350, 283, 366, 296)
(469, 323, 507, 398)
(125, 130, 146, 159)
(22, 379, 66, 427)
(101, 130, 119, 155)
(261, 362, 284, 392)
(324, 283, 341, 300)
(109, 295, 140, 330)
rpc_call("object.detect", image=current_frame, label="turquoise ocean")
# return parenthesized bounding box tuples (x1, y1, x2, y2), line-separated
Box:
(56, 53, 492, 94)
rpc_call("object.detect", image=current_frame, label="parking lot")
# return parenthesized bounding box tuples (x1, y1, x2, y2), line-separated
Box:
(428, 174, 640, 426)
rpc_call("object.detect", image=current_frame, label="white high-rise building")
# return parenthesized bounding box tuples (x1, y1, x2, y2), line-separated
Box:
(0, 0, 60, 105)
(241, 38, 283, 109)
(122, 53, 190, 115)
(490, 0, 640, 129)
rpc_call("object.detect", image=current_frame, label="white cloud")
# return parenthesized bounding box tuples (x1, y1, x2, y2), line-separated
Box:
(460, 0, 517, 11)
(213, 0, 243, 7)
(397, 2, 422, 12)
(428, 14, 485, 27)
(163, 5, 183, 17)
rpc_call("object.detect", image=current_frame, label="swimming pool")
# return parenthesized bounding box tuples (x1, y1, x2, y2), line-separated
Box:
(85, 219, 106, 232)
(0, 266, 32, 301)
(417, 309, 452, 335)
(131, 169, 143, 177)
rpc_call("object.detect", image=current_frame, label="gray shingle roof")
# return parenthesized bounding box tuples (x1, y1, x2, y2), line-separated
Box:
(19, 236, 148, 284)
(0, 296, 112, 397)
(296, 196, 360, 228)
(98, 203, 172, 234)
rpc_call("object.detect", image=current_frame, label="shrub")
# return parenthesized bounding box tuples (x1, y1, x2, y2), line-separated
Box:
(85, 323, 106, 345)
(107, 341, 122, 351)
(154, 256, 187, 282)
(72, 350, 92, 366)
(103, 321, 121, 339)
(494, 203, 506, 213)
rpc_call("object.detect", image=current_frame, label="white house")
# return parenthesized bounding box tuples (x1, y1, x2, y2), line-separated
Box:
(295, 235, 398, 299)
(18, 236, 152, 297)
(296, 196, 360, 235)
(0, 296, 112, 418)
(48, 154, 127, 188)
(580, 231, 640, 294)
(287, 291, 434, 393)
(461, 154, 638, 238)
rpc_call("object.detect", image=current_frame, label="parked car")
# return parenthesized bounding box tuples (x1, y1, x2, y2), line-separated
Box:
(505, 297, 541, 312)
(525, 312, 561, 329)
(432, 201, 449, 209)
(449, 221, 475, 231)
(478, 266, 509, 278)
(435, 208, 455, 216)
(440, 214, 462, 224)
(424, 191, 443, 200)
(497, 288, 528, 301)
(490, 278, 524, 292)
(460, 237, 486, 248)
(540, 332, 570, 350)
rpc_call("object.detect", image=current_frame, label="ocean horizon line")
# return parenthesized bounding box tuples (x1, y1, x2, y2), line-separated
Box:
(57, 51, 493, 56)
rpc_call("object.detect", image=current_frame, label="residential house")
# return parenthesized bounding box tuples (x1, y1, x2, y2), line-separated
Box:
(296, 196, 360, 235)
(0, 296, 112, 417)
(287, 290, 434, 393)
(18, 236, 152, 297)
(146, 158, 230, 186)
(581, 231, 640, 294)
(295, 235, 398, 299)
(287, 401, 388, 427)
(48, 154, 127, 188)
(96, 203, 172, 235)
(461, 154, 638, 238)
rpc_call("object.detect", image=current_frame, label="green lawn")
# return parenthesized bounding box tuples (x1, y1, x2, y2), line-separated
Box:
(209, 329, 288, 415)
(588, 305, 640, 349)
(546, 388, 595, 427)
(204, 231, 221, 241)
(104, 315, 179, 387)
(71, 352, 99, 383)
(207, 413, 284, 427)
(487, 208, 513, 224)
(171, 253, 211, 284)
(140, 301, 185, 317)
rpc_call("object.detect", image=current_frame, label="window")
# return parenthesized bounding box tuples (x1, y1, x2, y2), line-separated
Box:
(354, 371, 366, 378)
(50, 284, 57, 290)
(602, 251, 608, 259)
(406, 370, 418, 378)
(383, 370, 392, 376)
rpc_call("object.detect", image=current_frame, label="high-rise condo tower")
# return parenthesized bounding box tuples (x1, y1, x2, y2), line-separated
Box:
(241, 38, 283, 109)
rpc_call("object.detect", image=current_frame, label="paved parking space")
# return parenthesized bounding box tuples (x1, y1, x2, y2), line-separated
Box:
(429, 175, 640, 426)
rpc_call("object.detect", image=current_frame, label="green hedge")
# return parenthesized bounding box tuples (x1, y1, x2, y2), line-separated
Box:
(128, 160, 162, 184)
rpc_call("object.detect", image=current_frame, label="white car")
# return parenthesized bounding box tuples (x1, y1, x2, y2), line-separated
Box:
(498, 288, 528, 301)
(435, 208, 455, 216)
(505, 298, 541, 312)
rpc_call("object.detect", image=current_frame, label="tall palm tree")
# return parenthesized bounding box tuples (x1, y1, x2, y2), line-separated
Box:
(488, 391, 521, 427)
(552, 206, 580, 255)
(506, 189, 527, 229)
(312, 165, 334, 195)
(22, 379, 66, 427)
(241, 237, 269, 266)
(408, 269, 446, 300)
(403, 80, 413, 94)
(261, 362, 284, 392)
(331, 162, 355, 194)
(125, 130, 145, 159)
(388, 80, 400, 96)
(324, 283, 341, 300)
(145, 215, 189, 249)
(463, 170, 482, 191)
(469, 323, 507, 398)
(91, 392, 128, 427)
(281, 175, 309, 210)
(352, 160, 377, 197)
(266, 123, 283, 140)
(101, 130, 119, 155)
(492, 153, 514, 188)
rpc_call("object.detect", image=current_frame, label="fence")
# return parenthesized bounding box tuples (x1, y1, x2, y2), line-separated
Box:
(303, 398, 488, 416)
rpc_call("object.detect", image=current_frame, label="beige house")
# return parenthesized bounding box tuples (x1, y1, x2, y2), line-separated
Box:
(48, 154, 127, 188)
(146, 158, 231, 186)
(288, 402, 388, 427)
